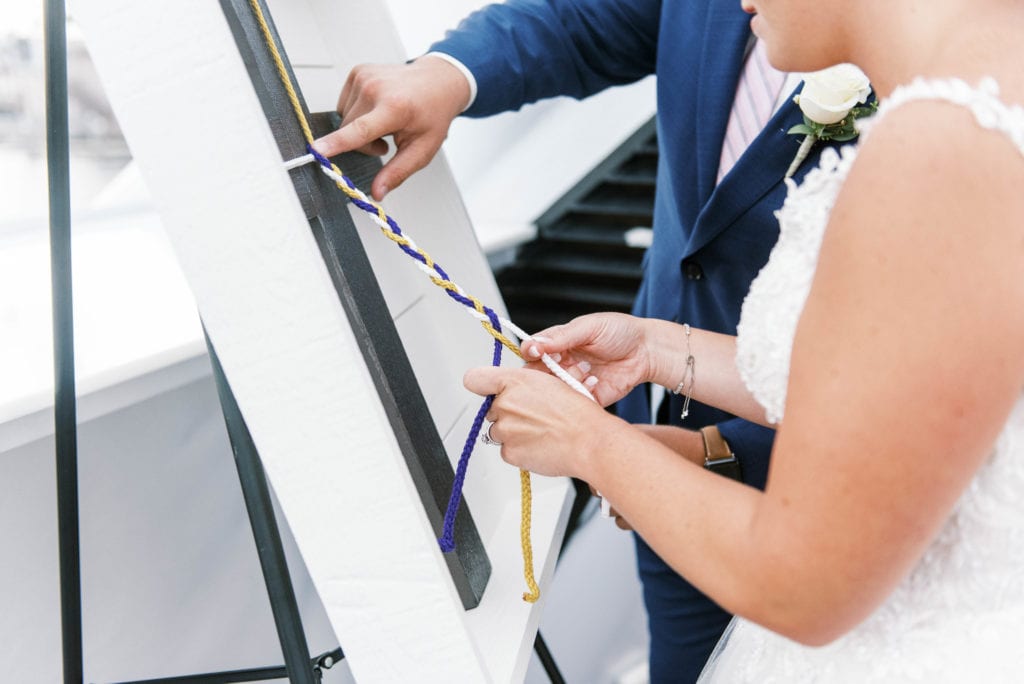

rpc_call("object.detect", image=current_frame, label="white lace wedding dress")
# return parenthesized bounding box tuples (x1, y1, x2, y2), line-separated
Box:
(699, 78, 1024, 682)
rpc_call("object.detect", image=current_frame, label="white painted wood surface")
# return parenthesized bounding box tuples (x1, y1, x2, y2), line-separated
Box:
(72, 1, 572, 681)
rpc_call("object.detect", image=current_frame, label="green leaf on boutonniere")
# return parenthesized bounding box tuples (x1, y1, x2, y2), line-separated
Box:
(785, 100, 879, 178)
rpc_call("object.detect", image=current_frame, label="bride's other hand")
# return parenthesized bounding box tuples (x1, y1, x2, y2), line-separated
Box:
(519, 313, 770, 427)
(519, 313, 653, 407)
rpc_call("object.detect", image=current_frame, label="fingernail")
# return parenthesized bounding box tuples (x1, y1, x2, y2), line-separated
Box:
(577, 360, 591, 374)
(585, 376, 599, 387)
(528, 345, 541, 358)
(549, 353, 561, 363)
(378, 185, 389, 199)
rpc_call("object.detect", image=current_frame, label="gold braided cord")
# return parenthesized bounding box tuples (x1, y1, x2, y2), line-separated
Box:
(354, 209, 525, 357)
(246, 0, 539, 601)
(249, 0, 315, 145)
(519, 469, 540, 603)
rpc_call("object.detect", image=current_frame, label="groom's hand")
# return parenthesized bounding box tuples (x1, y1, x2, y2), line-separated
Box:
(312, 56, 471, 201)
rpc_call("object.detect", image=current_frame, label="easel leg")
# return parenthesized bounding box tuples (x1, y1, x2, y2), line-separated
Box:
(45, 0, 83, 680)
(206, 332, 319, 684)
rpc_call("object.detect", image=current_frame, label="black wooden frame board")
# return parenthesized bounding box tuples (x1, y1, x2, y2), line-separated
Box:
(217, 0, 490, 609)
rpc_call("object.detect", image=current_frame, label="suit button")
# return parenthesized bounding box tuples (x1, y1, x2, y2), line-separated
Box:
(683, 261, 704, 280)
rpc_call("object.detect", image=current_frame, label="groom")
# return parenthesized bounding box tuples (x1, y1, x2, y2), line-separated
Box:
(314, 0, 846, 679)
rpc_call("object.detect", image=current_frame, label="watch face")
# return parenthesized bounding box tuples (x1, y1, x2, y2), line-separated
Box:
(706, 458, 743, 481)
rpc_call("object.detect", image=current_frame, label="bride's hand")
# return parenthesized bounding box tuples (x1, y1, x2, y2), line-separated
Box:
(463, 365, 618, 478)
(519, 313, 652, 407)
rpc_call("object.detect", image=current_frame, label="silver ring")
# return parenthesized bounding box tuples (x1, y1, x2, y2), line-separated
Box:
(480, 421, 502, 446)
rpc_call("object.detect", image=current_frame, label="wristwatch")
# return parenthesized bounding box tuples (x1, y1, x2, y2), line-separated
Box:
(699, 426, 743, 481)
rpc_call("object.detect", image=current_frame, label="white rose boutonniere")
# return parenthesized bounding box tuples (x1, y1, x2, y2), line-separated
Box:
(786, 63, 876, 178)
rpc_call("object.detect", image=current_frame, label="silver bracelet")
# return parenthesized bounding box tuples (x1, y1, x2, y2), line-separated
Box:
(672, 323, 695, 420)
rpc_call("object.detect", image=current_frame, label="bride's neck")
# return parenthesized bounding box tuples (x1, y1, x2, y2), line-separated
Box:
(851, 2, 1023, 99)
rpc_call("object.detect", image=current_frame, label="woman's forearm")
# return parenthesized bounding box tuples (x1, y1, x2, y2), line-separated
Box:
(642, 319, 772, 426)
(581, 418, 857, 645)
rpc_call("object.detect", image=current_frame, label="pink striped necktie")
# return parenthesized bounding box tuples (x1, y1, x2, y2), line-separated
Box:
(717, 39, 788, 182)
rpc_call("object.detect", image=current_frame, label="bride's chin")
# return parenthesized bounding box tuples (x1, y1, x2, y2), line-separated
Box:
(766, 45, 842, 76)
(757, 41, 793, 74)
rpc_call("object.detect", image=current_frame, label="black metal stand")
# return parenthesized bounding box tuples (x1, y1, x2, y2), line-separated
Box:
(534, 632, 567, 684)
(202, 332, 330, 684)
(108, 648, 343, 684)
(45, 1, 83, 682)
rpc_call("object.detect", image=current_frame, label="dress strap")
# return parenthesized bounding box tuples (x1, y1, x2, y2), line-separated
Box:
(859, 77, 1024, 156)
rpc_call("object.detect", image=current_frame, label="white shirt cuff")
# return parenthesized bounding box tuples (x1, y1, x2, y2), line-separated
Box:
(423, 51, 478, 112)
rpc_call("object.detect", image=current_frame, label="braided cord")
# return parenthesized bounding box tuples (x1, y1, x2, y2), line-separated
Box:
(519, 469, 540, 602)
(439, 310, 502, 553)
(246, 0, 541, 600)
(248, 0, 315, 145)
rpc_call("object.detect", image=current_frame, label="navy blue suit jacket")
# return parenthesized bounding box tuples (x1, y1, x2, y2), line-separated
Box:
(433, 0, 843, 680)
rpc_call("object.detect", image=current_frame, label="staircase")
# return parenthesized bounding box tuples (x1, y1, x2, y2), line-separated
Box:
(494, 117, 658, 335)
(492, 118, 659, 543)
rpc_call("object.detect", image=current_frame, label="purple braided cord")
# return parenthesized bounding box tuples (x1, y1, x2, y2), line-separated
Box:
(439, 309, 503, 552)
(306, 146, 508, 553)
(308, 145, 497, 315)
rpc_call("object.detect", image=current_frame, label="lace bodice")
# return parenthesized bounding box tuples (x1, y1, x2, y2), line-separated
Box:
(708, 78, 1024, 681)
(738, 76, 1024, 423)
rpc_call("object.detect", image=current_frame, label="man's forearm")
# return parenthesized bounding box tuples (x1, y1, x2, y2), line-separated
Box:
(428, 0, 661, 117)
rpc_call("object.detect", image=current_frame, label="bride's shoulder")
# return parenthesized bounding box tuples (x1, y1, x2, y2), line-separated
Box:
(869, 77, 1024, 141)
(853, 77, 1024, 184)
(831, 76, 1024, 303)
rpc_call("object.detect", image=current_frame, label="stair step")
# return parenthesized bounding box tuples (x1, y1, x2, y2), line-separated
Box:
(562, 211, 653, 229)
(584, 181, 656, 207)
(574, 193, 655, 211)
(539, 222, 652, 245)
(602, 171, 658, 188)
(510, 248, 642, 280)
(498, 263, 641, 290)
(616, 153, 659, 179)
(499, 280, 638, 310)
(548, 205, 651, 229)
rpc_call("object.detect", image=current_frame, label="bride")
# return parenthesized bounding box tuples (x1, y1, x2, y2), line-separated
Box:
(464, 0, 1024, 679)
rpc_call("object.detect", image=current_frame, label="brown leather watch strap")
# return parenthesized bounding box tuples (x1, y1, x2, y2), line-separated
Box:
(700, 425, 732, 460)
(699, 426, 743, 480)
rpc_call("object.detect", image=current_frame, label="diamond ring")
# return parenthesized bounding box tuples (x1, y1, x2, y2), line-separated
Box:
(480, 421, 502, 446)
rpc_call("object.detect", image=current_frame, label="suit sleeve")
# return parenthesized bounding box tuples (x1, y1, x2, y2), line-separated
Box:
(716, 417, 775, 490)
(429, 0, 661, 117)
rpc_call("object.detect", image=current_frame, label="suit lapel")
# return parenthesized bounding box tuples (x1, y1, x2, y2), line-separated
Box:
(685, 80, 805, 257)
(694, 0, 756, 203)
